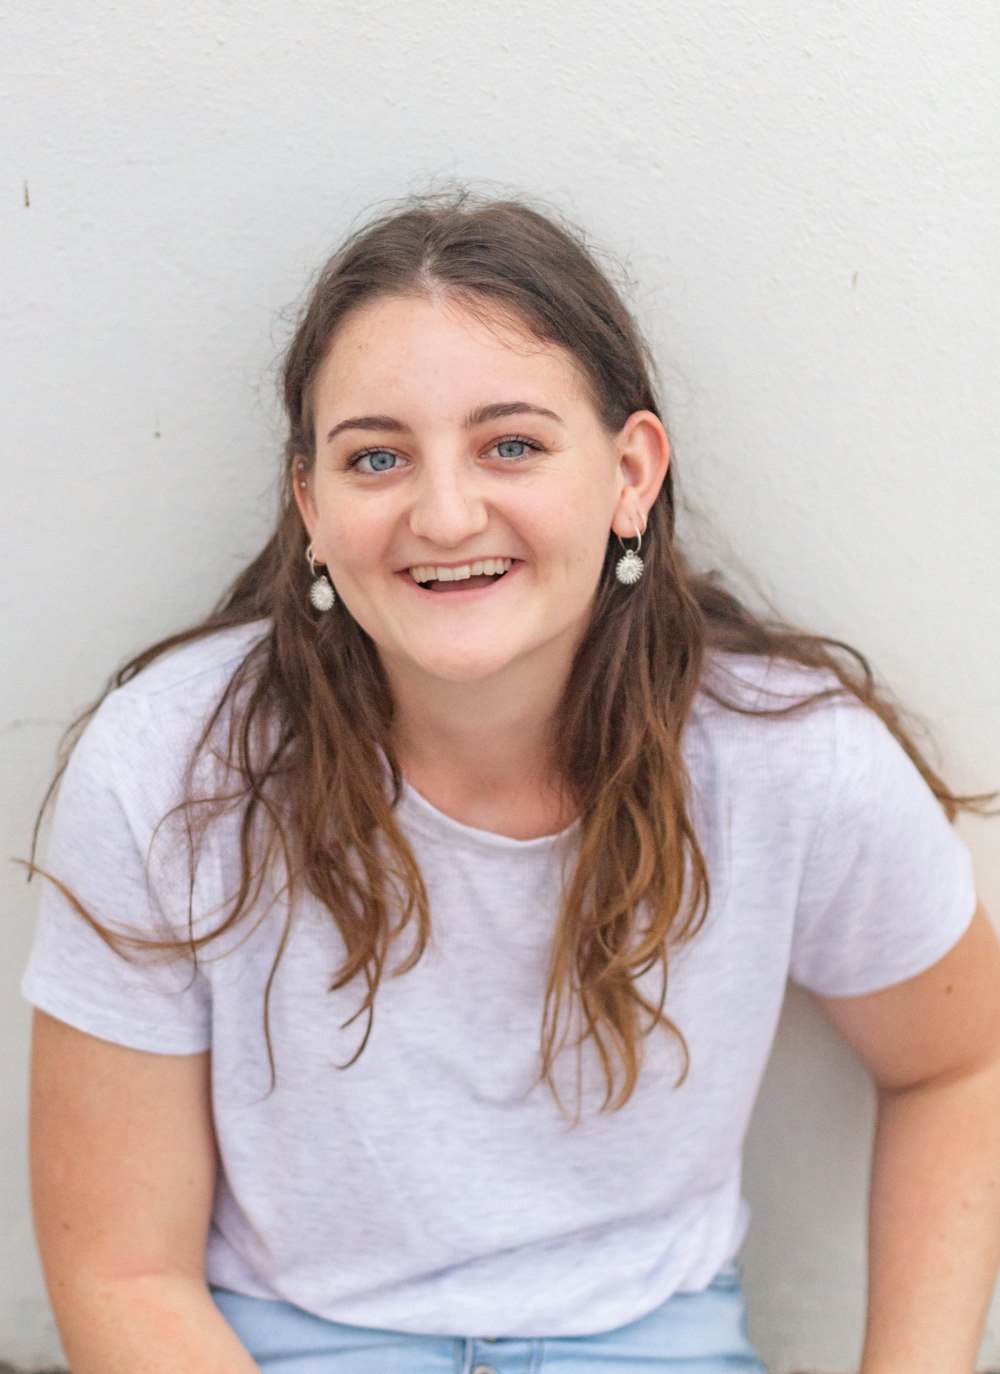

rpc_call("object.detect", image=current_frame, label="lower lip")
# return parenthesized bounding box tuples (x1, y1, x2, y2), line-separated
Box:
(400, 561, 523, 600)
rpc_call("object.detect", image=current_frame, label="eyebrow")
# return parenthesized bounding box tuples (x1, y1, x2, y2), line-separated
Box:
(325, 401, 564, 445)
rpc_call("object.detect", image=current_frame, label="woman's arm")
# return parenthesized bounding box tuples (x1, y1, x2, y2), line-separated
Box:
(814, 901, 1000, 1374)
(30, 1011, 261, 1374)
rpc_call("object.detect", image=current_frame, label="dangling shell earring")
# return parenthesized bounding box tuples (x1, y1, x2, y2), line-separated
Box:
(306, 543, 336, 612)
(615, 521, 645, 586)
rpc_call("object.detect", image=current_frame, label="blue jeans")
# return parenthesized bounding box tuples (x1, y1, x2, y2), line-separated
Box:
(210, 1261, 767, 1372)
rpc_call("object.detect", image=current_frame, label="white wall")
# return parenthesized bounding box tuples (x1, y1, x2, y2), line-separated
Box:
(4, 3, 999, 1369)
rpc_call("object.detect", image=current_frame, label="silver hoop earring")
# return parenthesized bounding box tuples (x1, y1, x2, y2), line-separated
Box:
(305, 543, 336, 612)
(615, 522, 645, 586)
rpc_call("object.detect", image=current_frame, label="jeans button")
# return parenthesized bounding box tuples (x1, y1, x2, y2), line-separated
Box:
(472, 1366, 499, 1374)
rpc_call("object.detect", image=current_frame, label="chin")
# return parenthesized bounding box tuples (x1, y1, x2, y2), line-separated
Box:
(414, 652, 520, 683)
(385, 632, 531, 683)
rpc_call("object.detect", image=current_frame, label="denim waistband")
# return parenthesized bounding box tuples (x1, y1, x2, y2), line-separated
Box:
(211, 1260, 767, 1372)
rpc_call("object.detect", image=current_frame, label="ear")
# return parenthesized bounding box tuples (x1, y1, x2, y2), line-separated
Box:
(610, 411, 670, 539)
(292, 457, 318, 541)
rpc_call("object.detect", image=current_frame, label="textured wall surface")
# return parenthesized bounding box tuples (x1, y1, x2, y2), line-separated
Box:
(3, 2, 999, 1368)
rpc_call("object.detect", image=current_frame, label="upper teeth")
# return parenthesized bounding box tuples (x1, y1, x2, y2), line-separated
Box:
(409, 558, 514, 583)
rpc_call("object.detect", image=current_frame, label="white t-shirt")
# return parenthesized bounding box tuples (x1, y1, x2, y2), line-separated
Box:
(21, 621, 977, 1337)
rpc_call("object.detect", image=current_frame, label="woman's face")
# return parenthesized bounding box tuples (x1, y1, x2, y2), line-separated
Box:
(294, 293, 667, 696)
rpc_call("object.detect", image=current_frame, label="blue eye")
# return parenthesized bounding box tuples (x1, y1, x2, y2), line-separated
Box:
(492, 437, 539, 460)
(354, 449, 399, 473)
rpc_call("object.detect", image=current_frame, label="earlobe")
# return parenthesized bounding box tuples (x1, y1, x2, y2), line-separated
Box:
(611, 411, 670, 538)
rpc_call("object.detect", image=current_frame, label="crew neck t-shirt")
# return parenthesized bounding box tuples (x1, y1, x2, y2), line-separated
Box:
(21, 621, 977, 1337)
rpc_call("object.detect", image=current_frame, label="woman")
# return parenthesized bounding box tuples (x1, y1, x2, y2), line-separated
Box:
(23, 193, 1000, 1373)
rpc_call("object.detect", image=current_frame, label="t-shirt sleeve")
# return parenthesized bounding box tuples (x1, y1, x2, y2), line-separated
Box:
(21, 690, 212, 1053)
(789, 696, 977, 997)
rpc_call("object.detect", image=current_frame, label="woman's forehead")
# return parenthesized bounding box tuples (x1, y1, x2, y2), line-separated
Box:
(315, 293, 593, 413)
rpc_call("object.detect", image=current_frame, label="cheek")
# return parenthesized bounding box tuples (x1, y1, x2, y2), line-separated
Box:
(317, 498, 389, 569)
(545, 516, 611, 602)
(556, 491, 616, 569)
(522, 471, 612, 545)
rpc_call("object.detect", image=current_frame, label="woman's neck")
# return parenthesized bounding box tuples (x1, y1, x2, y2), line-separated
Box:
(387, 664, 575, 839)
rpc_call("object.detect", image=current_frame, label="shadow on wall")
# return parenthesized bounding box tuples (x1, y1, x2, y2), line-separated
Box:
(0, 1366, 67, 1373)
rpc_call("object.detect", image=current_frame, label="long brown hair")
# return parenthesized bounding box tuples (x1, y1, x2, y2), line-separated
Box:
(28, 190, 998, 1119)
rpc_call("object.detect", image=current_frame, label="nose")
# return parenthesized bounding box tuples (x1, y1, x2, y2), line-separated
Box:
(406, 458, 489, 548)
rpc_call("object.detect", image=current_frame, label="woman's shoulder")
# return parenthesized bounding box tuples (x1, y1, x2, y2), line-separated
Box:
(67, 620, 272, 803)
(689, 649, 864, 803)
(691, 649, 933, 822)
(110, 618, 272, 712)
(695, 648, 845, 719)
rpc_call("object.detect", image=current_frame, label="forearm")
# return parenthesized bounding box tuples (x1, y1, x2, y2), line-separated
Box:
(51, 1271, 261, 1374)
(860, 1056, 1000, 1374)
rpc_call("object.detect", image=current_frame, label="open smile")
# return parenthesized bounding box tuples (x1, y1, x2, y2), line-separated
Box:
(408, 557, 514, 585)
(401, 558, 521, 594)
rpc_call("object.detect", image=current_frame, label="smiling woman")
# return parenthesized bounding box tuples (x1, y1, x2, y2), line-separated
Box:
(21, 192, 1000, 1374)
(293, 294, 666, 700)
